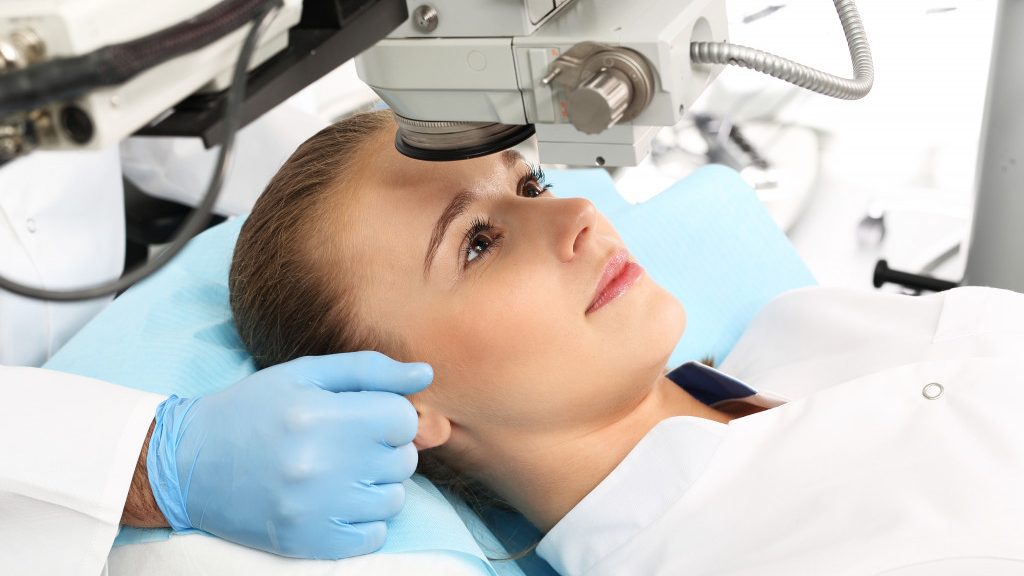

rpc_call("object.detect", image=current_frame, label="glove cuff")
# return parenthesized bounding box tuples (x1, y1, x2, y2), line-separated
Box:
(147, 395, 200, 531)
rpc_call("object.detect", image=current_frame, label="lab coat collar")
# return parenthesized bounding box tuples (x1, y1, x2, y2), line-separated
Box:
(536, 416, 729, 575)
(536, 363, 787, 575)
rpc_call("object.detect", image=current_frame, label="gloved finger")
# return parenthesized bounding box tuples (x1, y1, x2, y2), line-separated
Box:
(375, 394, 420, 447)
(329, 481, 407, 524)
(321, 390, 419, 446)
(365, 482, 407, 521)
(322, 520, 388, 559)
(368, 442, 419, 485)
(286, 352, 433, 395)
(277, 519, 388, 559)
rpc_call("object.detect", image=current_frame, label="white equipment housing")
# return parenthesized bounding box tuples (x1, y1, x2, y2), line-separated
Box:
(0, 0, 727, 167)
(357, 0, 728, 166)
(0, 0, 301, 152)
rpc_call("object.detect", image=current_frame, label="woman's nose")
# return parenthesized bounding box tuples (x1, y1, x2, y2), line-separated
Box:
(553, 197, 598, 262)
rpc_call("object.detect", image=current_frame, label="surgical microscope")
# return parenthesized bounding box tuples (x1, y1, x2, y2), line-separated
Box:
(0, 0, 877, 303)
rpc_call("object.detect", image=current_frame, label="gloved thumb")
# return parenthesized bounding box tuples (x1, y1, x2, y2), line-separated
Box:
(284, 351, 433, 395)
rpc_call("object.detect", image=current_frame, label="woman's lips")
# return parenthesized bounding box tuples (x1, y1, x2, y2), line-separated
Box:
(586, 250, 644, 315)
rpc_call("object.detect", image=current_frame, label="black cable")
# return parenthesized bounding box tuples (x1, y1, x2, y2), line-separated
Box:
(0, 0, 275, 117)
(0, 0, 283, 301)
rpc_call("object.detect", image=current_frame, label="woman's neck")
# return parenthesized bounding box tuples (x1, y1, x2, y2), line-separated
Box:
(477, 375, 733, 533)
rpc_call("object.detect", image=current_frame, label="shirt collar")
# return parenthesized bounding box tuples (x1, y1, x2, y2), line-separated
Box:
(668, 361, 789, 410)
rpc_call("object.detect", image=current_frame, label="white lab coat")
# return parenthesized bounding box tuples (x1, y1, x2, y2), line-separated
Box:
(0, 98, 328, 576)
(539, 285, 1024, 576)
(0, 147, 124, 366)
(0, 146, 167, 576)
(0, 367, 166, 574)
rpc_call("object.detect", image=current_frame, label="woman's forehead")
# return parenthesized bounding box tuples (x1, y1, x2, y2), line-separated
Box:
(379, 142, 517, 188)
(362, 139, 522, 214)
(339, 139, 520, 269)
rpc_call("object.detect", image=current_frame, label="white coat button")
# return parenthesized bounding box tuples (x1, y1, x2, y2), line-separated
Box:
(25, 218, 36, 233)
(922, 382, 944, 400)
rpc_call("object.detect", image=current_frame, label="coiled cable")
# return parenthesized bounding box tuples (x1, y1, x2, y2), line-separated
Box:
(691, 0, 874, 100)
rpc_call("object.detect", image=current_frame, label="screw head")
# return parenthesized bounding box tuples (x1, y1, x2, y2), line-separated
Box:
(412, 5, 439, 32)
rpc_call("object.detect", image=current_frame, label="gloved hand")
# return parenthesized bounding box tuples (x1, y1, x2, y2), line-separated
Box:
(146, 351, 432, 559)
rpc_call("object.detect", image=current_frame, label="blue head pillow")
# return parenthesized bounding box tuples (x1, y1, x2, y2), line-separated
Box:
(45, 164, 814, 573)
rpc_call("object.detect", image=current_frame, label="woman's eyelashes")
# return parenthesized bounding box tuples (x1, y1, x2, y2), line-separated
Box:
(463, 217, 502, 266)
(460, 171, 551, 268)
(518, 166, 552, 198)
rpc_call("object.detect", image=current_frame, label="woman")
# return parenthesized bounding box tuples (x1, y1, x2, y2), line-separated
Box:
(230, 110, 1024, 575)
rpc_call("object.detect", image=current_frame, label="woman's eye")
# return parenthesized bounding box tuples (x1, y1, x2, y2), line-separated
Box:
(461, 218, 501, 269)
(521, 180, 548, 198)
(466, 231, 495, 263)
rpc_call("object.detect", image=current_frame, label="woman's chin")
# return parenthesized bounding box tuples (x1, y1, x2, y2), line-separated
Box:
(620, 285, 686, 373)
(650, 286, 687, 356)
(651, 293, 684, 364)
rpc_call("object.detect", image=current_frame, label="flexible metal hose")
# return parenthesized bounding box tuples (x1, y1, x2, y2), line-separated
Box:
(690, 0, 874, 100)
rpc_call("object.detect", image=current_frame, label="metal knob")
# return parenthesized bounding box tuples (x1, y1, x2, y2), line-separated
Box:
(568, 68, 632, 135)
(0, 29, 44, 72)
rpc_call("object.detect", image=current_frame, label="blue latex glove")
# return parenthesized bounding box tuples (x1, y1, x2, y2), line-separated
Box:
(146, 351, 433, 559)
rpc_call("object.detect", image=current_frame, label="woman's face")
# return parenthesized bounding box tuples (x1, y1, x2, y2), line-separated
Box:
(332, 128, 685, 449)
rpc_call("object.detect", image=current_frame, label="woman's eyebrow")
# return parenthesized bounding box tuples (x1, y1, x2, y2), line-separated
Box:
(421, 150, 527, 277)
(423, 189, 475, 276)
(501, 148, 526, 171)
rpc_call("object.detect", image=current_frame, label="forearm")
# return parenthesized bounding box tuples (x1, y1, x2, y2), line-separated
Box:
(121, 419, 169, 528)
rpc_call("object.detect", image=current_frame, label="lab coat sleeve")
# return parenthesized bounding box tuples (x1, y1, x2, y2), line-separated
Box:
(0, 366, 166, 576)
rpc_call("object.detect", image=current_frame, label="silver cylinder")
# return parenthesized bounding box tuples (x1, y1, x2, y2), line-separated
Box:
(0, 29, 45, 72)
(392, 114, 535, 160)
(568, 68, 632, 135)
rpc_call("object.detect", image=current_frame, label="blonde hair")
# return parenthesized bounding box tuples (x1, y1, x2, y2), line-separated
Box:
(230, 110, 403, 367)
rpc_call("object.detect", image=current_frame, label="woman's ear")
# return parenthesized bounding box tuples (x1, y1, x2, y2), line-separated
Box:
(411, 401, 451, 450)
